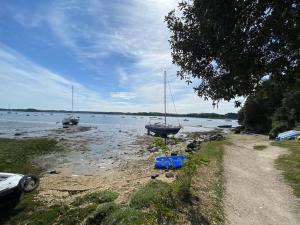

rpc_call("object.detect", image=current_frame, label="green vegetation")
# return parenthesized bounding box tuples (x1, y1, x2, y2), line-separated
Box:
(0, 138, 62, 174)
(1, 137, 226, 224)
(1, 190, 117, 225)
(130, 180, 174, 209)
(73, 191, 118, 206)
(238, 89, 300, 136)
(272, 141, 300, 197)
(253, 145, 267, 151)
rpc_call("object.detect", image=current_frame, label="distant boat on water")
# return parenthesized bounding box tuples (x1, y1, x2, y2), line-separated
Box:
(145, 71, 181, 137)
(62, 86, 79, 126)
(217, 125, 232, 128)
(183, 119, 189, 121)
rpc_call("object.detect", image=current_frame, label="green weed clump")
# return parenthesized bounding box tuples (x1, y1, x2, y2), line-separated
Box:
(102, 207, 154, 225)
(86, 202, 121, 225)
(253, 145, 267, 150)
(0, 138, 62, 174)
(130, 180, 174, 209)
(130, 180, 178, 224)
(73, 190, 118, 206)
(86, 203, 155, 225)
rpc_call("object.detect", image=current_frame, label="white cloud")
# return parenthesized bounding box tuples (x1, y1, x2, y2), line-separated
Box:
(111, 92, 136, 100)
(116, 67, 129, 86)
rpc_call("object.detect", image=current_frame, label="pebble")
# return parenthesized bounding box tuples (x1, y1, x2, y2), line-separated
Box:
(165, 171, 175, 178)
(151, 174, 159, 179)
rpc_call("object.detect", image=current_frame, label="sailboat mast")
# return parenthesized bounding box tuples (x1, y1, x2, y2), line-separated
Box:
(164, 71, 166, 125)
(72, 85, 74, 112)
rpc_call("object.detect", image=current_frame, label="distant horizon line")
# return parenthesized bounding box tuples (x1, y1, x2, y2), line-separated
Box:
(0, 108, 238, 119)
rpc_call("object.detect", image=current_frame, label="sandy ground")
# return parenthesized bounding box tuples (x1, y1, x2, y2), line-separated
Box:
(38, 158, 176, 205)
(224, 134, 300, 225)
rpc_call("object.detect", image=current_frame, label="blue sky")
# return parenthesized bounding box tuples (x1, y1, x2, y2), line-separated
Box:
(0, 0, 238, 113)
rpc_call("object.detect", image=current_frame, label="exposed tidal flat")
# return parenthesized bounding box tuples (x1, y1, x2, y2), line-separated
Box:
(0, 111, 236, 224)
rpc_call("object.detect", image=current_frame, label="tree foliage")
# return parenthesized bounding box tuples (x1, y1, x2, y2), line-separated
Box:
(165, 0, 300, 104)
(238, 78, 300, 135)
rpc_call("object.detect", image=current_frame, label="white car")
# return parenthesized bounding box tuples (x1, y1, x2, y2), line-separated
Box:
(0, 173, 39, 209)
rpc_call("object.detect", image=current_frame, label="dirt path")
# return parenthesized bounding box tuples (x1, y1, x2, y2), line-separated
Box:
(224, 134, 300, 225)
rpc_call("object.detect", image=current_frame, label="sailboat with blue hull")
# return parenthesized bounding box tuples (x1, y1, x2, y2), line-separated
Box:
(145, 71, 181, 137)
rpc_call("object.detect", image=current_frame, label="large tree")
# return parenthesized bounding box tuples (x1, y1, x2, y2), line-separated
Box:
(165, 0, 299, 104)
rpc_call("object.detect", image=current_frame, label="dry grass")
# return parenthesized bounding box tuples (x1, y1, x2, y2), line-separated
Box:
(253, 145, 267, 150)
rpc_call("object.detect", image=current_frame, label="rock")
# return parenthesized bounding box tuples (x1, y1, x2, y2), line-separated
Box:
(49, 170, 59, 174)
(187, 140, 197, 149)
(186, 140, 201, 151)
(149, 147, 159, 153)
(209, 134, 225, 141)
(151, 174, 159, 179)
(165, 171, 175, 178)
(232, 126, 243, 134)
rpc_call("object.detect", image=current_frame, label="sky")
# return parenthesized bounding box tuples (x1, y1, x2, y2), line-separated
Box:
(0, 0, 239, 114)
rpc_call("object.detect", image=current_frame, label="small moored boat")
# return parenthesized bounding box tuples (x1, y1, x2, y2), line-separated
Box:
(145, 71, 181, 137)
(62, 116, 79, 126)
(217, 125, 232, 128)
(62, 85, 80, 127)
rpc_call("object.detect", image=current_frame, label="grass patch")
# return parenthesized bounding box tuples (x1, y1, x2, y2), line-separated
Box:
(103, 207, 154, 225)
(73, 190, 118, 206)
(272, 140, 300, 197)
(253, 145, 267, 151)
(184, 141, 225, 225)
(1, 190, 119, 225)
(0, 138, 62, 174)
(130, 180, 175, 209)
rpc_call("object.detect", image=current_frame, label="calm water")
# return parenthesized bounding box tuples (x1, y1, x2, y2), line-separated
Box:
(0, 111, 238, 137)
(0, 111, 238, 175)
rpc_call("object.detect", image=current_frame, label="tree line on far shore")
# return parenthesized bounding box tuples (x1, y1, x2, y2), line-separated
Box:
(0, 108, 237, 119)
